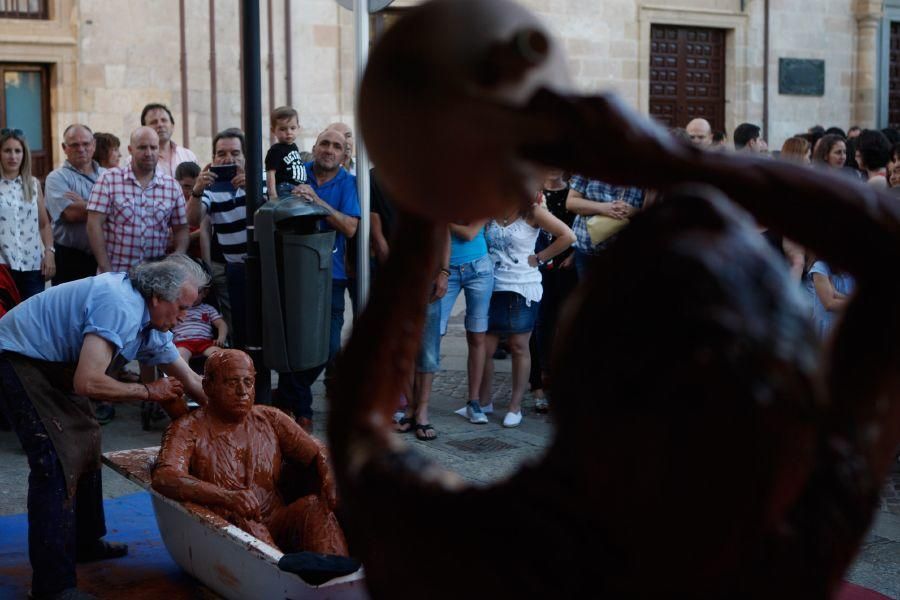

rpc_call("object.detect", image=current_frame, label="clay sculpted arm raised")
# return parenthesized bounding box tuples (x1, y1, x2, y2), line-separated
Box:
(518, 88, 900, 587)
(152, 417, 261, 520)
(268, 408, 339, 511)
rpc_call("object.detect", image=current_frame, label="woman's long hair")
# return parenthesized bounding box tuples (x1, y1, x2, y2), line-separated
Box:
(0, 130, 34, 203)
(780, 137, 810, 164)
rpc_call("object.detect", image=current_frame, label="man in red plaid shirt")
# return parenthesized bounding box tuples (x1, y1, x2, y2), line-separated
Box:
(87, 127, 189, 273)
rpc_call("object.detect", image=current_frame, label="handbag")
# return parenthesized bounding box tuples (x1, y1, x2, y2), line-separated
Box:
(586, 215, 629, 245)
(585, 189, 632, 246)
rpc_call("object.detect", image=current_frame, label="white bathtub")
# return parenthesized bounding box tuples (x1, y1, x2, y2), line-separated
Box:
(102, 447, 368, 600)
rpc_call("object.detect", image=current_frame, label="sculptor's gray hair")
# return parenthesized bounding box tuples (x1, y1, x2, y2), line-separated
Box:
(129, 255, 210, 302)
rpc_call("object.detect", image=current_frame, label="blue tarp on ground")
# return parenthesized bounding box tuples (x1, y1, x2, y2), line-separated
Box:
(0, 491, 207, 599)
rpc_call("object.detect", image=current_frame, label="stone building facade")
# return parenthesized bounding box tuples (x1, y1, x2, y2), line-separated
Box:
(0, 0, 894, 178)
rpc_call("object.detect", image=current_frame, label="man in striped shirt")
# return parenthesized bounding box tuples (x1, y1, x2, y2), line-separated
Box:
(187, 128, 249, 347)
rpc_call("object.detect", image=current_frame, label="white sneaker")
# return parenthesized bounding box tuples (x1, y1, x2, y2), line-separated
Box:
(481, 402, 494, 415)
(465, 400, 489, 424)
(503, 411, 522, 428)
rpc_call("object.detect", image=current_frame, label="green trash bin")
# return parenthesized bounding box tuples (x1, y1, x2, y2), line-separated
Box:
(255, 197, 336, 372)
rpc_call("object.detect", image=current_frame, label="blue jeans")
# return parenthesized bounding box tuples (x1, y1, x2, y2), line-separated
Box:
(0, 355, 106, 597)
(12, 269, 45, 301)
(439, 255, 494, 335)
(574, 250, 598, 281)
(277, 279, 347, 419)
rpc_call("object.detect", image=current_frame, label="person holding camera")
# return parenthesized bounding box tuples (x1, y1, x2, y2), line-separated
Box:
(87, 126, 189, 274)
(186, 128, 249, 348)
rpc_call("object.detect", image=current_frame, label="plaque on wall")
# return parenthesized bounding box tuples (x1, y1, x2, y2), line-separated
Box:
(778, 58, 825, 96)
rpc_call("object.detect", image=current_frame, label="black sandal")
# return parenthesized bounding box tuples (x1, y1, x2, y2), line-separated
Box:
(414, 423, 437, 441)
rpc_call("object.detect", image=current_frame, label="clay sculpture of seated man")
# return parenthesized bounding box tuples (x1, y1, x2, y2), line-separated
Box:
(152, 349, 348, 555)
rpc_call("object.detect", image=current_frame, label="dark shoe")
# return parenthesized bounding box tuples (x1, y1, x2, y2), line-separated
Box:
(94, 402, 116, 425)
(30, 588, 98, 600)
(297, 416, 313, 434)
(394, 416, 415, 433)
(414, 423, 437, 441)
(76, 539, 128, 563)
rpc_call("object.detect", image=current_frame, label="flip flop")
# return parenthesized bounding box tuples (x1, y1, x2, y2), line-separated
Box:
(394, 416, 415, 433)
(414, 423, 437, 441)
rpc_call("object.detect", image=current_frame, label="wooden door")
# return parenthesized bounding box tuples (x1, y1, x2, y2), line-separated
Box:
(0, 64, 52, 181)
(889, 22, 900, 129)
(649, 25, 726, 132)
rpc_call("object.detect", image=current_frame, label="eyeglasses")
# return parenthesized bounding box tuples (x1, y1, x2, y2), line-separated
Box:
(0, 128, 24, 138)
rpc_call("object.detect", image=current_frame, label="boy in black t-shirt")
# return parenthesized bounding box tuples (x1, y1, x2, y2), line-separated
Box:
(265, 106, 308, 199)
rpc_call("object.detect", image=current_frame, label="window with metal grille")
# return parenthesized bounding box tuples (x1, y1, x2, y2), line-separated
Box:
(0, 0, 48, 20)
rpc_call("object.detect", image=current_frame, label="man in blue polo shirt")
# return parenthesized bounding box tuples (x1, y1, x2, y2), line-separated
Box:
(277, 128, 360, 431)
(0, 255, 209, 600)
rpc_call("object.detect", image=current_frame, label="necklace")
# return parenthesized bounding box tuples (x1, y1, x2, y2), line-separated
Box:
(501, 210, 518, 226)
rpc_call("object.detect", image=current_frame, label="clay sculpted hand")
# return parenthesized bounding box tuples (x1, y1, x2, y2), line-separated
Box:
(225, 488, 261, 520)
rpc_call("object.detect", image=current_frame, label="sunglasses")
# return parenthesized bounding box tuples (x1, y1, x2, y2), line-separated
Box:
(0, 128, 24, 138)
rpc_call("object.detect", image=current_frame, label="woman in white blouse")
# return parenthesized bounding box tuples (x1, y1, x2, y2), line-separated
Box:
(0, 129, 55, 299)
(480, 199, 575, 427)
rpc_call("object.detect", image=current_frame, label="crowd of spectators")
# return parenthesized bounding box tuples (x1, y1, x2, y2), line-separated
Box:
(0, 105, 894, 441)
(0, 102, 360, 431)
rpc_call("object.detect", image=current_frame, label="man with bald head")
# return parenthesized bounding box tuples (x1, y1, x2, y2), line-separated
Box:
(44, 124, 104, 285)
(87, 126, 189, 273)
(685, 118, 712, 148)
(276, 129, 360, 430)
(327, 122, 355, 174)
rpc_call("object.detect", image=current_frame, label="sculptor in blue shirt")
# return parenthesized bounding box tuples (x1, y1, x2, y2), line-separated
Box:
(280, 128, 360, 428)
(0, 256, 210, 599)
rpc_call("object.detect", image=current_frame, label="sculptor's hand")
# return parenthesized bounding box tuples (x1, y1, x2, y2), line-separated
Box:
(145, 378, 184, 404)
(226, 488, 261, 520)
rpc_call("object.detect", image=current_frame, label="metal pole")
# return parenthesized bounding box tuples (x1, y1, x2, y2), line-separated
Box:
(354, 0, 371, 312)
(240, 0, 270, 404)
(208, 0, 218, 135)
(178, 0, 190, 147)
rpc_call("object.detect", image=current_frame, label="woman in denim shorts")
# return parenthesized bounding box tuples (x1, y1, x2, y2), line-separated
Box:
(441, 221, 495, 424)
(480, 202, 575, 428)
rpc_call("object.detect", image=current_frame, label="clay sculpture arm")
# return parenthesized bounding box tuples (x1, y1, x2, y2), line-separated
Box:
(518, 88, 900, 593)
(268, 407, 340, 510)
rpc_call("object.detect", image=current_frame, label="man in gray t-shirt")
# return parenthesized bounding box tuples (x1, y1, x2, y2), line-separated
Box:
(44, 124, 103, 284)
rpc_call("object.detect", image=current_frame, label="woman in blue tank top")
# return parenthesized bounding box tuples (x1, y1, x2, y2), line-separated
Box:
(439, 221, 495, 424)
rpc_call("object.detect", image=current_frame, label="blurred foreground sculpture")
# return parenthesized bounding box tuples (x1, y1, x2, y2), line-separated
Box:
(330, 0, 900, 597)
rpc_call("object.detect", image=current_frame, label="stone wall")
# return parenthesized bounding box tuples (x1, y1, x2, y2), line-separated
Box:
(0, 0, 879, 166)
